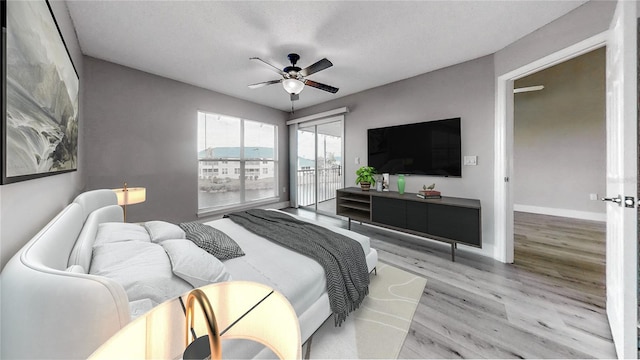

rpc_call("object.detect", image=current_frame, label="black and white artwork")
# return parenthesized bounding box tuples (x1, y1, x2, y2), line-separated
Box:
(2, 0, 79, 184)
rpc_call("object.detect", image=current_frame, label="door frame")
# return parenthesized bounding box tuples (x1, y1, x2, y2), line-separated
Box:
(288, 108, 347, 212)
(493, 32, 608, 263)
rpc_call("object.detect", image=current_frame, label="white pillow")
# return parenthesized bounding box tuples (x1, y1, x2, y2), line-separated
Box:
(144, 221, 185, 243)
(95, 222, 151, 246)
(90, 240, 192, 304)
(160, 239, 231, 288)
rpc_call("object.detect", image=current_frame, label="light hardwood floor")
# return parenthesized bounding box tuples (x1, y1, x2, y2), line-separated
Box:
(285, 208, 616, 359)
(514, 211, 606, 309)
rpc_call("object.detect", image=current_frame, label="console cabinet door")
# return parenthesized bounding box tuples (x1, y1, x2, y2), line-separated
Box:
(427, 204, 481, 246)
(406, 201, 428, 233)
(372, 197, 406, 228)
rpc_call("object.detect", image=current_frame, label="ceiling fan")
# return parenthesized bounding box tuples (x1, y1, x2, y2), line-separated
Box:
(248, 53, 339, 101)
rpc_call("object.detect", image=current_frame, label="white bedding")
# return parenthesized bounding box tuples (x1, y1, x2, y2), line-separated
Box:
(208, 218, 328, 315)
(90, 240, 192, 305)
(91, 210, 376, 332)
(90, 221, 231, 314)
(204, 210, 374, 317)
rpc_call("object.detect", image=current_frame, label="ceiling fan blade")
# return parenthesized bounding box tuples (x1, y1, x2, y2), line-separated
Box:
(248, 79, 282, 89)
(514, 85, 544, 93)
(299, 58, 333, 77)
(250, 57, 287, 77)
(304, 79, 339, 94)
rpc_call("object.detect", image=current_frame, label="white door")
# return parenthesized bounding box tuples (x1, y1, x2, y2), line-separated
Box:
(604, 1, 637, 358)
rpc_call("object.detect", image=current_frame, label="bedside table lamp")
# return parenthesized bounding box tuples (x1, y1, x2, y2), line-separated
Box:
(112, 182, 146, 222)
(89, 282, 301, 360)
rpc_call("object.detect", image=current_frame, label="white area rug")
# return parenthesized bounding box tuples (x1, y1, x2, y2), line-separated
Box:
(302, 263, 427, 359)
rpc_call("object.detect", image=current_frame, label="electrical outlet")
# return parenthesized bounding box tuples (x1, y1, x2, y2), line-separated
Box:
(589, 193, 598, 201)
(283, 186, 286, 193)
(355, 157, 360, 165)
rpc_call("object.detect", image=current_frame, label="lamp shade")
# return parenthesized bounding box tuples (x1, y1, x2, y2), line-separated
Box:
(113, 187, 146, 205)
(282, 78, 304, 95)
(89, 281, 301, 360)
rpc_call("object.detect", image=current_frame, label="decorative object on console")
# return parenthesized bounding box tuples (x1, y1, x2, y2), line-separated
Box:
(418, 183, 441, 199)
(2, 0, 80, 184)
(374, 175, 383, 191)
(382, 173, 390, 191)
(355, 166, 376, 191)
(397, 174, 405, 194)
(112, 182, 146, 222)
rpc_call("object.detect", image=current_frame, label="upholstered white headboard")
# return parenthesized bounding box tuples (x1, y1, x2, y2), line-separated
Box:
(1, 190, 132, 359)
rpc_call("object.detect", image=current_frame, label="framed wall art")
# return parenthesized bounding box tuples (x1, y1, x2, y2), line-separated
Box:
(2, 0, 79, 184)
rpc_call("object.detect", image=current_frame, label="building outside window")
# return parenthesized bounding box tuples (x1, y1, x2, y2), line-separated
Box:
(198, 111, 278, 211)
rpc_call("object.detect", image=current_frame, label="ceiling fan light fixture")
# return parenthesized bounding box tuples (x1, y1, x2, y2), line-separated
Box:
(282, 78, 304, 95)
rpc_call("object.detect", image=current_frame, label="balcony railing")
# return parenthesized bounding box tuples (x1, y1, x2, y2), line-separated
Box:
(297, 166, 342, 207)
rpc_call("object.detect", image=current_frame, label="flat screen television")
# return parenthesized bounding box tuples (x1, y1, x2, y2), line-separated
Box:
(367, 118, 462, 177)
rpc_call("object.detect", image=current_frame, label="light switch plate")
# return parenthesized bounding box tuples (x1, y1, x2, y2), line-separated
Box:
(464, 156, 478, 166)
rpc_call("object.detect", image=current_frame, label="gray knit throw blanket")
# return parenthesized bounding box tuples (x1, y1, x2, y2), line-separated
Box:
(224, 209, 370, 326)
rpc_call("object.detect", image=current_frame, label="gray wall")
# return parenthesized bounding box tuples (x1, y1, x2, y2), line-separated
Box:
(292, 56, 497, 257)
(82, 57, 289, 224)
(293, 0, 615, 259)
(0, 1, 85, 270)
(514, 48, 606, 217)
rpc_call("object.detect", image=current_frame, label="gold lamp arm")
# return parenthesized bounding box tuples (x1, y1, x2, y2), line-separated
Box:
(185, 289, 222, 359)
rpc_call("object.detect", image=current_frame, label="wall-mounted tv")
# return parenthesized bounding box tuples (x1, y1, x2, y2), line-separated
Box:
(367, 118, 462, 177)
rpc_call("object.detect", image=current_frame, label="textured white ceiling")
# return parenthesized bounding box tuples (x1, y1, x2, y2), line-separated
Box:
(66, 1, 588, 112)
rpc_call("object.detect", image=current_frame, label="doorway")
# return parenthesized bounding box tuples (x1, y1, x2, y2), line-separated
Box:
(512, 48, 607, 307)
(295, 118, 344, 215)
(496, 3, 638, 355)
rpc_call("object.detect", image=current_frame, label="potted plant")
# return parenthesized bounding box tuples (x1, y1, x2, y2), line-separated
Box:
(355, 166, 376, 191)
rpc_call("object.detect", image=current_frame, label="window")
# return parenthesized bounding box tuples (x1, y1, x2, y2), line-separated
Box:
(198, 111, 278, 211)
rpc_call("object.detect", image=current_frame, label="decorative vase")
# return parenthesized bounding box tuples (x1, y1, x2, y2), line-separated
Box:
(397, 174, 405, 194)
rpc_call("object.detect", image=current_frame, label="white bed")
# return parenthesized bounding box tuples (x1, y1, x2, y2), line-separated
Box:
(0, 190, 378, 359)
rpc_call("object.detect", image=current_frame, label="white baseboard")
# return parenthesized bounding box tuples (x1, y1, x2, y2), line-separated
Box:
(514, 204, 605, 222)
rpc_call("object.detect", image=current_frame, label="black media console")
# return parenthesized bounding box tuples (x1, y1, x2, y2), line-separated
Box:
(336, 187, 481, 261)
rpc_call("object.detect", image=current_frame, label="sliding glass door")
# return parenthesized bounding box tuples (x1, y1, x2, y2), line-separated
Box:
(296, 118, 343, 214)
